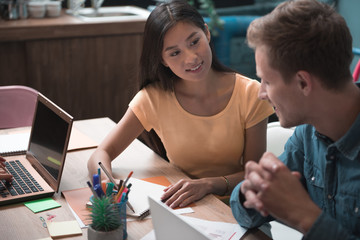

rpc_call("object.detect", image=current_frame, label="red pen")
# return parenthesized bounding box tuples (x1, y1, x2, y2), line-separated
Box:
(123, 171, 133, 187)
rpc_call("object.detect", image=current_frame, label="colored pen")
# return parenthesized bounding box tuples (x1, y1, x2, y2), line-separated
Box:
(125, 188, 131, 198)
(94, 183, 105, 198)
(116, 171, 133, 198)
(98, 162, 119, 190)
(116, 183, 125, 203)
(97, 168, 101, 182)
(102, 182, 107, 194)
(116, 171, 133, 200)
(115, 174, 135, 212)
(123, 171, 133, 187)
(115, 179, 124, 202)
(86, 181, 98, 198)
(93, 174, 100, 186)
(99, 162, 135, 211)
(117, 179, 123, 193)
(106, 182, 114, 197)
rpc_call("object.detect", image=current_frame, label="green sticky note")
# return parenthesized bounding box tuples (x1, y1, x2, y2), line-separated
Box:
(24, 197, 61, 213)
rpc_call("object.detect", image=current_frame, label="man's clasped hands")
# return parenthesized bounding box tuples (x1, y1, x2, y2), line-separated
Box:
(241, 152, 321, 233)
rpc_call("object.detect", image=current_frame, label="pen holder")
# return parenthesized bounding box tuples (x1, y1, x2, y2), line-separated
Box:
(88, 195, 127, 240)
(116, 197, 128, 240)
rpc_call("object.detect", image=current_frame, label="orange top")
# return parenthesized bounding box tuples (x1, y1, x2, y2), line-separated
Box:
(129, 74, 273, 178)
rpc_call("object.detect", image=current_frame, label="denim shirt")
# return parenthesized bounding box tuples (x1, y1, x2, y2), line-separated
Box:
(230, 113, 360, 240)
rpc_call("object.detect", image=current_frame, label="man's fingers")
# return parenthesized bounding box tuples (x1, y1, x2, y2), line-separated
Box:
(243, 190, 269, 217)
(260, 152, 288, 174)
(241, 170, 266, 195)
(244, 161, 259, 179)
(291, 171, 302, 180)
(243, 189, 260, 209)
(245, 160, 272, 180)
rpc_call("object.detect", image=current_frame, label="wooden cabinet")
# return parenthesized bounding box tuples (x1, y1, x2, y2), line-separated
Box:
(0, 12, 145, 122)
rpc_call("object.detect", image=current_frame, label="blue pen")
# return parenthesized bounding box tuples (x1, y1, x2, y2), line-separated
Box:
(93, 174, 100, 186)
(121, 192, 126, 203)
(94, 183, 105, 198)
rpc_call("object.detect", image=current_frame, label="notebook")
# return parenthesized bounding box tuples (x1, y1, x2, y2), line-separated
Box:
(148, 196, 210, 240)
(0, 93, 73, 206)
(126, 178, 167, 219)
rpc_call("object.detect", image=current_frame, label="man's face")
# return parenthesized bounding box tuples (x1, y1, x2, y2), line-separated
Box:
(256, 46, 305, 128)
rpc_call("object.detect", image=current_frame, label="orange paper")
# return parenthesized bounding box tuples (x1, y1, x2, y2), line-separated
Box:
(62, 187, 93, 225)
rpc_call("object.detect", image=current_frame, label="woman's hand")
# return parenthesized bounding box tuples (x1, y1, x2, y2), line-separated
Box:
(161, 178, 211, 208)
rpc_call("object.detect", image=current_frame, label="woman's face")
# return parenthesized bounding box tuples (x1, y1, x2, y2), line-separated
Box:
(161, 21, 212, 82)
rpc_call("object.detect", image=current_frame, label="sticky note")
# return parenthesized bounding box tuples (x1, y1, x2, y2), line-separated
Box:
(24, 197, 61, 213)
(47, 220, 82, 238)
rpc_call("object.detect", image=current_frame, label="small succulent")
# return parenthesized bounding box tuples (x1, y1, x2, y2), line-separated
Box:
(89, 196, 121, 232)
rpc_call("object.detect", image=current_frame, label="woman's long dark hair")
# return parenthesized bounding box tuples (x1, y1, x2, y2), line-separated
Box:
(139, 0, 233, 91)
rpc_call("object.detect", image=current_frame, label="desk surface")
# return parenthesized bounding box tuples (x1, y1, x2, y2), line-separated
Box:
(0, 117, 270, 240)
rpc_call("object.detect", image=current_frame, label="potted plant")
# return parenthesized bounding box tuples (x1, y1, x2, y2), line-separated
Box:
(154, 0, 224, 36)
(188, 0, 224, 36)
(87, 196, 124, 240)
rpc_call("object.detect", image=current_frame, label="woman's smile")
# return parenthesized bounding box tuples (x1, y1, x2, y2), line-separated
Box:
(186, 61, 203, 73)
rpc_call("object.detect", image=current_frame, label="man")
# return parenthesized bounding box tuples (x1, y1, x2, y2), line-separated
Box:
(230, 0, 360, 239)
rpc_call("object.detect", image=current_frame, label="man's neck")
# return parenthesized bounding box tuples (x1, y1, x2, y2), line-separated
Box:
(310, 82, 360, 141)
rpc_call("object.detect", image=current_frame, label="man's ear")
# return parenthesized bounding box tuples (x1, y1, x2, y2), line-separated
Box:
(204, 23, 211, 43)
(296, 71, 312, 96)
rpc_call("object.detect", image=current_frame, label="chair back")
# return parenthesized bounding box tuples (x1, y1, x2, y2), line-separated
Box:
(0, 85, 38, 129)
(266, 121, 294, 156)
(353, 59, 360, 82)
(353, 47, 360, 82)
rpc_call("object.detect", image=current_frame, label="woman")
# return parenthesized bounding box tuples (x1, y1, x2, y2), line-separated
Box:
(88, 0, 273, 208)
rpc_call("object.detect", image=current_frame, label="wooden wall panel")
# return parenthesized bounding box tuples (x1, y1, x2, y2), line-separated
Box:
(0, 42, 27, 84)
(1, 34, 143, 122)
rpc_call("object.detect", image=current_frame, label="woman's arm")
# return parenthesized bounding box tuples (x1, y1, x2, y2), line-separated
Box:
(87, 108, 145, 181)
(243, 118, 268, 166)
(214, 117, 269, 194)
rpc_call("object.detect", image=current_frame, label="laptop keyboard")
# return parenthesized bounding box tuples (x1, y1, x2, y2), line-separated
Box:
(0, 160, 44, 198)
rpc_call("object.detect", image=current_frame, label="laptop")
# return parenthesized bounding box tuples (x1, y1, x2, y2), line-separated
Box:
(148, 196, 210, 240)
(0, 93, 73, 206)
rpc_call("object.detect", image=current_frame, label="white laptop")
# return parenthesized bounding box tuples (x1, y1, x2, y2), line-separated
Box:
(0, 93, 73, 206)
(148, 196, 210, 240)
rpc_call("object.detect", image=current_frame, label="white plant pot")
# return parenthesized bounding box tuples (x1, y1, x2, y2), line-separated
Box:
(87, 226, 124, 240)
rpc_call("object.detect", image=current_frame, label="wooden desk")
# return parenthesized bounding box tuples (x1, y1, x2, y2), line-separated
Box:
(0, 117, 270, 240)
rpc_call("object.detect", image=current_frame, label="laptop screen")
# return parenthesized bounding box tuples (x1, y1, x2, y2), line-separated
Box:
(27, 93, 73, 192)
(29, 99, 69, 180)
